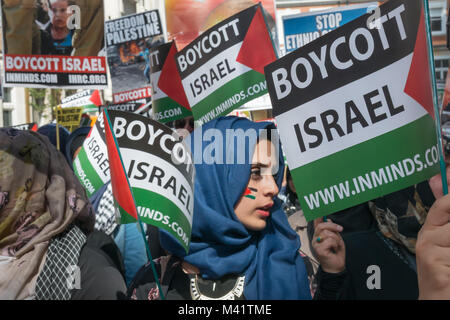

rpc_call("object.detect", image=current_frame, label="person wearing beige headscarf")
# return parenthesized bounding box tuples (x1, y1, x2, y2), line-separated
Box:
(0, 128, 126, 300)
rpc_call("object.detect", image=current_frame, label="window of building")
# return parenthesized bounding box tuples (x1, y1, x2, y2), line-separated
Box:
(435, 56, 450, 84)
(3, 88, 12, 103)
(430, 1, 447, 35)
(123, 0, 137, 16)
(2, 110, 12, 127)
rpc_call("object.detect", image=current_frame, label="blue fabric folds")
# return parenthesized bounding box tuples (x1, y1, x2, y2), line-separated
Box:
(161, 116, 311, 300)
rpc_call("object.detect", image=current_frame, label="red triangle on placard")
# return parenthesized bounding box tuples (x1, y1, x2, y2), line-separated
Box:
(404, 5, 434, 118)
(158, 42, 191, 110)
(236, 6, 276, 74)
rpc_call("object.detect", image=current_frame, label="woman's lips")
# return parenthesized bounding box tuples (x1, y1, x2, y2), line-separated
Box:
(257, 203, 273, 218)
(258, 210, 270, 218)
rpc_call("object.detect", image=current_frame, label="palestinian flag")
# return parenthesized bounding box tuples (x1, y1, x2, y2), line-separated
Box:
(152, 42, 193, 123)
(103, 109, 138, 224)
(175, 4, 276, 124)
(90, 90, 103, 108)
(244, 187, 256, 200)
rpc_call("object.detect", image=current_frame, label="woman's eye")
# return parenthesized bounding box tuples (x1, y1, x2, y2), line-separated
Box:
(251, 169, 262, 179)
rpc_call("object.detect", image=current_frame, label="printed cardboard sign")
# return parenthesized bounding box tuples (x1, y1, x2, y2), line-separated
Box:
(1, 0, 107, 88)
(73, 112, 109, 197)
(283, 3, 378, 53)
(56, 106, 83, 132)
(175, 4, 276, 124)
(105, 10, 164, 103)
(265, 0, 439, 221)
(61, 89, 102, 112)
(105, 102, 147, 114)
(106, 110, 195, 252)
(150, 42, 192, 123)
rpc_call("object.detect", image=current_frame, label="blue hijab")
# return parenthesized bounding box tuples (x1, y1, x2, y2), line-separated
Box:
(161, 116, 311, 300)
(65, 126, 92, 168)
(37, 123, 70, 153)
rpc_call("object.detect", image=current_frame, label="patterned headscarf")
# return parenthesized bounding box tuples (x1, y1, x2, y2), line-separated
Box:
(0, 128, 94, 299)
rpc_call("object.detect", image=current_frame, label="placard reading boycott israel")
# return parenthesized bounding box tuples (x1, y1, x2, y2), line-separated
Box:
(108, 111, 195, 252)
(265, 0, 440, 221)
(150, 42, 193, 123)
(61, 90, 101, 113)
(105, 102, 146, 113)
(175, 4, 276, 124)
(1, 0, 107, 88)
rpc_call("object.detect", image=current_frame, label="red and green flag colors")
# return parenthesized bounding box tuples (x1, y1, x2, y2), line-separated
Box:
(72, 101, 153, 198)
(175, 4, 276, 125)
(244, 187, 257, 200)
(103, 109, 139, 224)
(73, 113, 110, 197)
(103, 110, 195, 253)
(264, 0, 440, 221)
(103, 109, 166, 299)
(150, 42, 193, 123)
(61, 90, 103, 113)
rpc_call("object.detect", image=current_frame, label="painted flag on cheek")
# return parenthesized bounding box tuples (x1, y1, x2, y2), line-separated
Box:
(103, 109, 138, 224)
(244, 187, 256, 200)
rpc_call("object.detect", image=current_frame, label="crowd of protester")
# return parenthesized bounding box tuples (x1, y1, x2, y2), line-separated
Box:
(0, 114, 449, 300)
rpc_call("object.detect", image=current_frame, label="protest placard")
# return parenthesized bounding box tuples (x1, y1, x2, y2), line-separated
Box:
(283, 3, 378, 53)
(176, 4, 276, 124)
(72, 100, 153, 198)
(105, 102, 145, 113)
(1, 0, 107, 88)
(105, 10, 164, 103)
(6, 123, 38, 131)
(73, 112, 109, 197)
(265, 0, 440, 221)
(61, 89, 102, 112)
(150, 42, 193, 123)
(105, 110, 195, 253)
(56, 106, 83, 132)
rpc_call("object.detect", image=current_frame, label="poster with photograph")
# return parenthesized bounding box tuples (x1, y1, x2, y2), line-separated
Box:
(1, 0, 107, 88)
(105, 10, 165, 103)
(165, 0, 276, 50)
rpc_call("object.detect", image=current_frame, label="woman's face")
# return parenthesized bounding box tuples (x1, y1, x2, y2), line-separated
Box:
(234, 139, 279, 231)
(51, 0, 69, 28)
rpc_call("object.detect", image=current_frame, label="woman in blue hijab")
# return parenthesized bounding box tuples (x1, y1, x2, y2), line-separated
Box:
(128, 116, 312, 300)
